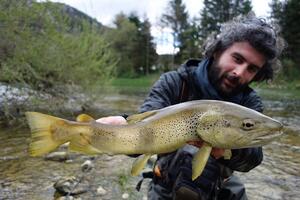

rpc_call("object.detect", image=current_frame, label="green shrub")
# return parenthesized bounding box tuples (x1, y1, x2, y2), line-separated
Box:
(0, 0, 117, 92)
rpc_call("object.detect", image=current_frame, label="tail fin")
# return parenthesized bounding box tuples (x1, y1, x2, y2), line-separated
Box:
(25, 112, 68, 157)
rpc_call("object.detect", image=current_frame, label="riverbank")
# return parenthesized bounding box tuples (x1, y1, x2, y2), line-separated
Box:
(0, 73, 161, 127)
(0, 83, 97, 127)
(252, 80, 300, 100)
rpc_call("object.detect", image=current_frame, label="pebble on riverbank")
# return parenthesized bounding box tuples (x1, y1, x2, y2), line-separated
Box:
(97, 186, 107, 195)
(45, 152, 69, 162)
(81, 160, 94, 172)
(122, 192, 129, 199)
(53, 176, 89, 196)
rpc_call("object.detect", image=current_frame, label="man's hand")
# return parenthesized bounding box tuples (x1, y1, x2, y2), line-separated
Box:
(211, 148, 225, 159)
(96, 116, 128, 125)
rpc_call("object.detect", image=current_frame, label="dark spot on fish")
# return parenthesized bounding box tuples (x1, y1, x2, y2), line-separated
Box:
(224, 120, 231, 127)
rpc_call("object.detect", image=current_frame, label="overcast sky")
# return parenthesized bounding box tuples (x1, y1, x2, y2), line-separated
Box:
(43, 0, 272, 54)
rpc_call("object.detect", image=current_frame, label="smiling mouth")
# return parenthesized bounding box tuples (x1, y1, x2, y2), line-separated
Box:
(223, 78, 236, 89)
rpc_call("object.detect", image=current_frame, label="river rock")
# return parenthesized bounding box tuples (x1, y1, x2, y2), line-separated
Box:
(96, 186, 107, 195)
(60, 142, 70, 150)
(122, 193, 129, 199)
(54, 176, 89, 195)
(45, 152, 69, 162)
(81, 160, 94, 172)
(56, 196, 82, 200)
(56, 196, 75, 200)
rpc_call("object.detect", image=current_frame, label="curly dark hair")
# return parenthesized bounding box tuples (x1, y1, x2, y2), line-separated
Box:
(203, 12, 286, 82)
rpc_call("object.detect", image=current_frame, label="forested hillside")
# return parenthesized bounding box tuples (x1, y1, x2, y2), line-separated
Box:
(0, 0, 118, 91)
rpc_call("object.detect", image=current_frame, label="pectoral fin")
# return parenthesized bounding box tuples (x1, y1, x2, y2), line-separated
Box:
(192, 143, 212, 180)
(131, 154, 152, 176)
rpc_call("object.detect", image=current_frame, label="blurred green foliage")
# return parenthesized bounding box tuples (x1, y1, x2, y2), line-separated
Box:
(0, 0, 116, 91)
(111, 73, 160, 88)
(103, 12, 158, 77)
(270, 0, 300, 81)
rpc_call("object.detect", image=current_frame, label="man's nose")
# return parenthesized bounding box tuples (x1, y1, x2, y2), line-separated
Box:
(232, 64, 247, 77)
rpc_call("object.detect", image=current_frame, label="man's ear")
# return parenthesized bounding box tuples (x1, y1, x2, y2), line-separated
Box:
(252, 64, 268, 82)
(213, 50, 221, 60)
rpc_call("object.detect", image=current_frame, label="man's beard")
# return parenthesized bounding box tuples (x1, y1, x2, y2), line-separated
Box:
(208, 59, 247, 97)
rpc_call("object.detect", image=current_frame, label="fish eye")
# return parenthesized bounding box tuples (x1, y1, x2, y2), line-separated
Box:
(242, 119, 255, 130)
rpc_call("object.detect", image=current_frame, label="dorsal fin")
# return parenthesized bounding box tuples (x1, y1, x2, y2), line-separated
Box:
(127, 110, 157, 124)
(76, 114, 95, 122)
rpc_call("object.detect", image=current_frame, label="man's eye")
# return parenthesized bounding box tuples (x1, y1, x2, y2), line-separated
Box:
(233, 56, 243, 64)
(248, 66, 259, 73)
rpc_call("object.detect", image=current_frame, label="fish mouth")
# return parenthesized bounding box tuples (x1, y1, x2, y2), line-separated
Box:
(251, 130, 283, 146)
(269, 119, 284, 131)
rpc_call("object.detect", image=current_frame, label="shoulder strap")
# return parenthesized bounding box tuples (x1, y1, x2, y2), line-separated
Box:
(179, 79, 189, 103)
(178, 58, 202, 103)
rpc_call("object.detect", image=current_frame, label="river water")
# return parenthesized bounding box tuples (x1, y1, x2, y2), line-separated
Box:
(0, 87, 299, 200)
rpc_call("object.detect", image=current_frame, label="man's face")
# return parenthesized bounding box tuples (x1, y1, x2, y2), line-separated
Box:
(209, 42, 266, 97)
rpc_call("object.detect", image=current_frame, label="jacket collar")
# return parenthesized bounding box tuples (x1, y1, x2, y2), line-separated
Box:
(194, 58, 244, 104)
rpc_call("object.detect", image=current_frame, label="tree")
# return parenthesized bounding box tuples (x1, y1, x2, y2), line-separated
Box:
(281, 0, 300, 64)
(128, 13, 158, 75)
(105, 13, 157, 77)
(139, 17, 158, 75)
(232, 0, 252, 15)
(269, 0, 284, 22)
(0, 0, 116, 90)
(161, 0, 191, 64)
(179, 19, 202, 59)
(200, 0, 252, 40)
(105, 12, 139, 77)
(270, 0, 300, 75)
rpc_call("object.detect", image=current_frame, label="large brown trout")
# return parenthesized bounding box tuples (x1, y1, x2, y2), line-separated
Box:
(26, 100, 283, 180)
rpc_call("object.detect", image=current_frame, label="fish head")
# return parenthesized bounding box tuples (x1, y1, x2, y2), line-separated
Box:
(197, 101, 284, 148)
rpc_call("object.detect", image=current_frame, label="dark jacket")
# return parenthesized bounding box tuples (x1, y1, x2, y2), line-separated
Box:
(140, 59, 263, 199)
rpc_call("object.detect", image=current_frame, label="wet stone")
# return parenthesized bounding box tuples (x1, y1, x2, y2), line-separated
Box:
(96, 186, 107, 195)
(122, 193, 129, 199)
(45, 152, 69, 162)
(1, 181, 11, 187)
(53, 176, 89, 195)
(56, 196, 74, 200)
(81, 160, 94, 173)
(60, 142, 70, 150)
(56, 196, 82, 200)
(65, 159, 74, 163)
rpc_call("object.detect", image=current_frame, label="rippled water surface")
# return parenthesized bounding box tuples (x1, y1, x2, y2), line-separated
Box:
(0, 88, 299, 199)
